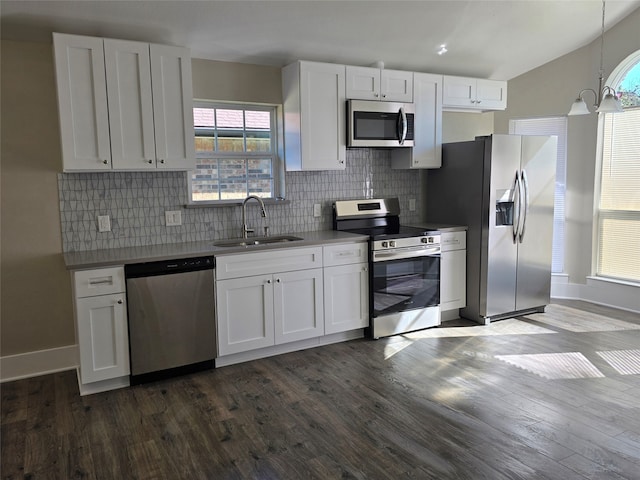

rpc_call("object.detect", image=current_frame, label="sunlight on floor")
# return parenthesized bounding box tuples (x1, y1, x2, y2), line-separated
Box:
(597, 349, 640, 375)
(383, 318, 555, 359)
(495, 352, 605, 380)
(526, 304, 640, 333)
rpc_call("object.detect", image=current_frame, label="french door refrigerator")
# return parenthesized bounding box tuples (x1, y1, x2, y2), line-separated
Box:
(426, 134, 557, 324)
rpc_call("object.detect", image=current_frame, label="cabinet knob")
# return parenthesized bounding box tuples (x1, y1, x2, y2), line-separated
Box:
(476, 100, 482, 104)
(266, 279, 272, 284)
(160, 159, 165, 164)
(382, 94, 386, 98)
(374, 93, 379, 98)
(117, 299, 123, 304)
(148, 159, 153, 164)
(103, 159, 108, 165)
(275, 278, 281, 283)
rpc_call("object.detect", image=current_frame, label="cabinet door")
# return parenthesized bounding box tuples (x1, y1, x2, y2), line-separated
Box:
(476, 79, 507, 110)
(391, 72, 442, 169)
(440, 249, 466, 311)
(53, 33, 111, 171)
(442, 76, 476, 108)
(104, 39, 157, 170)
(150, 44, 196, 170)
(324, 263, 369, 334)
(283, 61, 346, 171)
(381, 70, 413, 102)
(345, 66, 381, 100)
(274, 268, 324, 343)
(76, 293, 129, 383)
(216, 275, 275, 356)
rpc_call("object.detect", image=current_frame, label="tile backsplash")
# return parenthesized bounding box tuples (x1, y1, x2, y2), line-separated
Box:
(58, 149, 421, 252)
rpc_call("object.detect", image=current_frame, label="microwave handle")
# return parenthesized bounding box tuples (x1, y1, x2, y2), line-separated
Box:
(397, 107, 407, 145)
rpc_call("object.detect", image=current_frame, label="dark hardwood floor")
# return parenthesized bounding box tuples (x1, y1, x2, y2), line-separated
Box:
(2, 300, 640, 479)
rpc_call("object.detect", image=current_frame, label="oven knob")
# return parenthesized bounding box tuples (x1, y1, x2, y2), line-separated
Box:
(382, 241, 388, 248)
(389, 241, 396, 248)
(421, 237, 433, 243)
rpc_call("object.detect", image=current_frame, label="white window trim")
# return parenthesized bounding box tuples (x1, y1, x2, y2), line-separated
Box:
(592, 49, 640, 282)
(187, 100, 285, 206)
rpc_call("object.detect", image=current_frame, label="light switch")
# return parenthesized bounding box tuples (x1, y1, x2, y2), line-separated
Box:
(97, 215, 111, 232)
(165, 210, 182, 226)
(313, 204, 321, 217)
(409, 199, 416, 212)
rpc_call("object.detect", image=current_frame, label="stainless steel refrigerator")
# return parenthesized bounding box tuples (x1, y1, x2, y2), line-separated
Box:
(426, 134, 557, 324)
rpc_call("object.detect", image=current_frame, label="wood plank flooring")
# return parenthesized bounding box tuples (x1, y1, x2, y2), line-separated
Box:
(2, 300, 640, 479)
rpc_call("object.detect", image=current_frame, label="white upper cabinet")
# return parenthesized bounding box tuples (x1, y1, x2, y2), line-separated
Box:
(53, 33, 195, 172)
(150, 44, 196, 170)
(53, 34, 112, 171)
(392, 72, 443, 169)
(104, 39, 156, 170)
(442, 75, 507, 111)
(346, 66, 413, 102)
(282, 61, 346, 171)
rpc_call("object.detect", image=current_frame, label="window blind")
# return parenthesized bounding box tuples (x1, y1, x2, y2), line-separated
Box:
(509, 117, 567, 274)
(597, 107, 640, 282)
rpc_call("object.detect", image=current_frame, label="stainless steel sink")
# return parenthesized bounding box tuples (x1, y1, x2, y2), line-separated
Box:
(212, 235, 303, 248)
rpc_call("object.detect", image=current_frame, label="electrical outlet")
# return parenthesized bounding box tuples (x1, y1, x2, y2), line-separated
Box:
(313, 203, 321, 217)
(97, 215, 111, 232)
(165, 210, 182, 226)
(409, 199, 416, 212)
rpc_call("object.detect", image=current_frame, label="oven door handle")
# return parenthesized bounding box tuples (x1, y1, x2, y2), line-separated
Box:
(373, 247, 440, 262)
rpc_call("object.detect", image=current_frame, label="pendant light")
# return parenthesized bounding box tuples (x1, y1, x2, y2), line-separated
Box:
(568, 0, 623, 115)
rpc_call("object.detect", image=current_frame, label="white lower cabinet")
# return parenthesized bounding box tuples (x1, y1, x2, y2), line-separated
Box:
(73, 267, 130, 388)
(323, 242, 369, 334)
(440, 231, 467, 311)
(215, 247, 324, 356)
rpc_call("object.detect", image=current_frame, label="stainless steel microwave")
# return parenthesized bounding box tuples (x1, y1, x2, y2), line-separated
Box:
(347, 100, 415, 148)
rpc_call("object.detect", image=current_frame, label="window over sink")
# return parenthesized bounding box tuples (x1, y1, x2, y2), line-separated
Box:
(189, 101, 283, 203)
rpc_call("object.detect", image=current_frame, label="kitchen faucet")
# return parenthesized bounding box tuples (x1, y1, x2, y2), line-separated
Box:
(242, 195, 268, 239)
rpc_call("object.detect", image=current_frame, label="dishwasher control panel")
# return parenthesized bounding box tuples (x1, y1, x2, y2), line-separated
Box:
(125, 256, 215, 277)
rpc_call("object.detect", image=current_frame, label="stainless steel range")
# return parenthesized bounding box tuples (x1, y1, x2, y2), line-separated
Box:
(333, 198, 441, 338)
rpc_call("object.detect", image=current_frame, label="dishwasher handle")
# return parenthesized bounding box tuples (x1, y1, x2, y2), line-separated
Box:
(125, 256, 215, 278)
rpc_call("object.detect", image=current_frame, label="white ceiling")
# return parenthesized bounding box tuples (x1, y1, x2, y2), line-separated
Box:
(2, 0, 639, 80)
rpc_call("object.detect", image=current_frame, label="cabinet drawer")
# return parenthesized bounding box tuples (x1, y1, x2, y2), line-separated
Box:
(216, 247, 323, 280)
(74, 266, 125, 297)
(323, 242, 368, 267)
(440, 231, 466, 252)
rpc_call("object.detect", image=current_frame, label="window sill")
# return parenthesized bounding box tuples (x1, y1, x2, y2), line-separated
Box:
(587, 275, 640, 289)
(184, 198, 291, 208)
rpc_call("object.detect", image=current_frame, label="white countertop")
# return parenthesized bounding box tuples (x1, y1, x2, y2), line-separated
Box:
(63, 230, 368, 270)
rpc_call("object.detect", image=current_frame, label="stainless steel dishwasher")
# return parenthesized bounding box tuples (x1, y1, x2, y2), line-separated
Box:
(125, 256, 215, 385)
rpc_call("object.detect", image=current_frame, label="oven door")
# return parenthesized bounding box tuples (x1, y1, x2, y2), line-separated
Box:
(371, 251, 440, 319)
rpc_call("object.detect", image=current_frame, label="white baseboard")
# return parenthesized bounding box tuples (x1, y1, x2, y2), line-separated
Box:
(551, 275, 640, 314)
(0, 344, 78, 383)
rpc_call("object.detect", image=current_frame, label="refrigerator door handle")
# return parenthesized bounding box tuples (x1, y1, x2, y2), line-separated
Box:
(511, 170, 521, 244)
(519, 169, 530, 243)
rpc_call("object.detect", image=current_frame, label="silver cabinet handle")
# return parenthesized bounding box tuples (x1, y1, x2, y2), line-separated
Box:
(103, 159, 108, 165)
(117, 299, 123, 304)
(160, 159, 165, 164)
(147, 159, 153, 164)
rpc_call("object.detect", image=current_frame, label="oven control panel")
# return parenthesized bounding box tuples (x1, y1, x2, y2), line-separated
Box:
(373, 235, 440, 251)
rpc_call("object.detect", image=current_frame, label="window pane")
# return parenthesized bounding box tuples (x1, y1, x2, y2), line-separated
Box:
(219, 159, 247, 200)
(598, 214, 640, 282)
(217, 130, 244, 152)
(619, 62, 640, 108)
(191, 159, 219, 201)
(193, 108, 215, 127)
(216, 109, 244, 129)
(246, 130, 271, 152)
(194, 131, 215, 154)
(248, 159, 273, 197)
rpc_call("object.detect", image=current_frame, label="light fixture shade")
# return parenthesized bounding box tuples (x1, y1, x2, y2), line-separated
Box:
(596, 92, 624, 113)
(568, 97, 590, 116)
